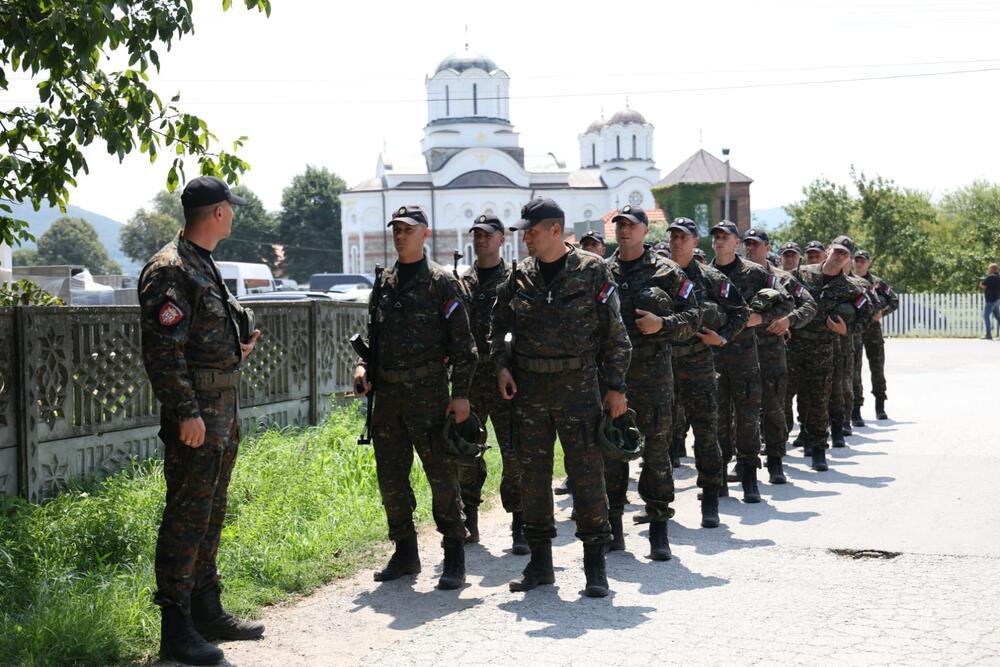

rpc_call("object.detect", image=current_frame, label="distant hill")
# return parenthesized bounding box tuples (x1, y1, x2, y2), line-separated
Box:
(9, 201, 139, 275)
(750, 207, 791, 231)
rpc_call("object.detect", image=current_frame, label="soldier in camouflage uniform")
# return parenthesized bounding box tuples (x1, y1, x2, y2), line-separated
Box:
(710, 221, 793, 503)
(354, 205, 478, 591)
(604, 206, 701, 559)
(787, 240, 827, 448)
(667, 217, 747, 527)
(139, 177, 264, 666)
(852, 249, 898, 422)
(787, 236, 874, 471)
(742, 230, 817, 484)
(491, 197, 630, 598)
(778, 241, 805, 436)
(456, 214, 527, 554)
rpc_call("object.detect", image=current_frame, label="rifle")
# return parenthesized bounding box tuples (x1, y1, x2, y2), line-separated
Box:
(349, 264, 383, 445)
(452, 249, 463, 279)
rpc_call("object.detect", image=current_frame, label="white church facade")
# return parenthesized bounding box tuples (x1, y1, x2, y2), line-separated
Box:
(339, 50, 662, 272)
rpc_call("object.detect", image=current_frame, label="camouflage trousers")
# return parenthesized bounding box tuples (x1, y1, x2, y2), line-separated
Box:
(787, 335, 835, 450)
(371, 378, 465, 543)
(154, 388, 239, 609)
(714, 335, 763, 468)
(757, 337, 788, 458)
(853, 321, 887, 404)
(829, 334, 855, 426)
(605, 357, 675, 521)
(515, 367, 610, 546)
(457, 368, 522, 514)
(671, 344, 724, 490)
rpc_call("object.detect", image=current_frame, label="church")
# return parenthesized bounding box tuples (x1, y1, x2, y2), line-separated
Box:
(338, 50, 739, 272)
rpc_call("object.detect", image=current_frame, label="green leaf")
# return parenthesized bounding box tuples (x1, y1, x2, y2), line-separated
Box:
(223, 0, 233, 10)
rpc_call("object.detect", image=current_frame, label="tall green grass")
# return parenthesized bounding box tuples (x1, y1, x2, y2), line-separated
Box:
(0, 405, 562, 666)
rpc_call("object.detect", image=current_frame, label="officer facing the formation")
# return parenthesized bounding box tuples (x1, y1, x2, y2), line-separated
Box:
(604, 205, 701, 559)
(852, 249, 898, 422)
(667, 217, 746, 526)
(786, 235, 874, 471)
(742, 230, 817, 484)
(456, 214, 527, 554)
(139, 176, 264, 666)
(579, 230, 607, 257)
(354, 205, 478, 591)
(710, 221, 793, 502)
(491, 197, 631, 597)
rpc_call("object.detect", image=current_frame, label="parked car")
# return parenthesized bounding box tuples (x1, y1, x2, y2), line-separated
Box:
(218, 261, 277, 296)
(326, 284, 372, 302)
(308, 272, 374, 292)
(237, 291, 338, 303)
(274, 278, 300, 291)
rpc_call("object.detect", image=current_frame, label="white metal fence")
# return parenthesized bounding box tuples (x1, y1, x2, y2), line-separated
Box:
(881, 293, 991, 338)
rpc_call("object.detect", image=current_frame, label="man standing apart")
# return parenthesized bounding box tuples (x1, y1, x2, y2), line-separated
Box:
(668, 218, 747, 526)
(852, 249, 898, 422)
(354, 205, 478, 591)
(710, 222, 793, 502)
(457, 214, 527, 554)
(140, 177, 264, 666)
(979, 263, 1000, 340)
(492, 198, 630, 597)
(742, 230, 816, 484)
(604, 206, 701, 559)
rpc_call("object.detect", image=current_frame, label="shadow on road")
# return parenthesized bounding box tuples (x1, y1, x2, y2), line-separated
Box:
(667, 520, 776, 556)
(350, 577, 484, 631)
(607, 544, 729, 596)
(783, 465, 894, 489)
(497, 588, 656, 639)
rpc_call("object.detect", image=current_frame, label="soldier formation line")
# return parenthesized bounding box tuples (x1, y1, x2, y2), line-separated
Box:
(138, 177, 897, 666)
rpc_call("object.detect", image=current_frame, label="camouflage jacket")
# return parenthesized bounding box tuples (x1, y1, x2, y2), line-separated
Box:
(138, 233, 244, 421)
(459, 259, 509, 369)
(712, 255, 794, 343)
(795, 264, 875, 339)
(365, 256, 478, 398)
(758, 262, 817, 345)
(860, 272, 899, 316)
(674, 259, 749, 348)
(490, 243, 632, 392)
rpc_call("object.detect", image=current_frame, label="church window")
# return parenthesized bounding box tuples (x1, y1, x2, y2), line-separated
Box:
(473, 83, 478, 114)
(464, 208, 474, 218)
(591, 144, 596, 166)
(349, 245, 360, 273)
(616, 136, 621, 159)
(445, 85, 450, 116)
(584, 209, 593, 219)
(632, 134, 637, 158)
(628, 191, 643, 207)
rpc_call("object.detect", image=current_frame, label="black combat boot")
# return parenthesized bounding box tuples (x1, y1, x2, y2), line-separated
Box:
(831, 420, 846, 448)
(191, 584, 264, 642)
(766, 455, 786, 485)
(792, 430, 806, 448)
(843, 419, 853, 436)
(511, 512, 530, 555)
(648, 520, 672, 561)
(727, 461, 743, 482)
(607, 515, 625, 552)
(811, 447, 829, 472)
(740, 463, 762, 503)
(509, 540, 555, 592)
(700, 488, 720, 528)
(437, 537, 466, 590)
(373, 534, 421, 582)
(464, 505, 479, 544)
(160, 605, 224, 666)
(875, 398, 888, 420)
(583, 543, 610, 598)
(851, 405, 866, 427)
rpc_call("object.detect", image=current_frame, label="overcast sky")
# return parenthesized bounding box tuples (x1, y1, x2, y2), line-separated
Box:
(7, 0, 1000, 222)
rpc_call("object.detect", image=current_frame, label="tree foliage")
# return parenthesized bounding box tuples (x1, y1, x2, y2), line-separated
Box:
(119, 208, 181, 264)
(0, 278, 63, 306)
(278, 166, 346, 282)
(35, 216, 121, 273)
(213, 185, 279, 265)
(11, 247, 41, 266)
(0, 0, 271, 249)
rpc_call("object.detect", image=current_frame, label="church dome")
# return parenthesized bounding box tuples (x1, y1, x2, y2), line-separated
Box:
(608, 108, 647, 126)
(435, 50, 499, 74)
(584, 118, 606, 135)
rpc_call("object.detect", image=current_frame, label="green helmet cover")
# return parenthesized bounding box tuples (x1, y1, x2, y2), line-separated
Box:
(633, 286, 674, 317)
(441, 412, 490, 460)
(597, 408, 644, 462)
(702, 301, 728, 331)
(749, 287, 785, 314)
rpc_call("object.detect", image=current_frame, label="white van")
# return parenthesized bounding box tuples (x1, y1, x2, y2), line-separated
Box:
(217, 261, 277, 296)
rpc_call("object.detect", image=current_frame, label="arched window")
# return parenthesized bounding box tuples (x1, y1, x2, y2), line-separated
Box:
(616, 136, 621, 159)
(632, 134, 637, 158)
(349, 245, 360, 273)
(445, 85, 450, 116)
(473, 83, 478, 114)
(591, 143, 596, 166)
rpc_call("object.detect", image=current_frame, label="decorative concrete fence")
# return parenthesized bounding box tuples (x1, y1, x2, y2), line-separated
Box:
(881, 293, 987, 338)
(0, 301, 367, 502)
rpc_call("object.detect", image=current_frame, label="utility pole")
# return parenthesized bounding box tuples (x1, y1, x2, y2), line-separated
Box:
(722, 147, 731, 222)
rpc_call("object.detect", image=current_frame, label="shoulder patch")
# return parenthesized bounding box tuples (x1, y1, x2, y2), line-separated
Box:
(597, 282, 616, 304)
(854, 294, 868, 309)
(719, 281, 731, 299)
(678, 278, 694, 299)
(767, 274, 778, 288)
(793, 283, 804, 297)
(443, 297, 461, 319)
(158, 301, 184, 327)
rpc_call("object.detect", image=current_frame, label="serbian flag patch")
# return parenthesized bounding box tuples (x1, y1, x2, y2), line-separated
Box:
(793, 284, 804, 297)
(597, 282, 616, 304)
(767, 274, 778, 288)
(158, 301, 184, 327)
(443, 297, 460, 319)
(678, 279, 694, 299)
(719, 282, 731, 299)
(854, 294, 868, 309)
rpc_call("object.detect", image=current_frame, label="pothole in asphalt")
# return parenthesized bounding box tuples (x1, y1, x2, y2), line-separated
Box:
(829, 548, 901, 560)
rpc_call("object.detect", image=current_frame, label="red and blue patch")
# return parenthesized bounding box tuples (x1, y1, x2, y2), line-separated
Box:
(158, 301, 184, 327)
(719, 282, 731, 299)
(854, 294, 868, 309)
(767, 274, 778, 288)
(443, 297, 460, 319)
(793, 284, 804, 298)
(596, 282, 616, 304)
(678, 279, 694, 299)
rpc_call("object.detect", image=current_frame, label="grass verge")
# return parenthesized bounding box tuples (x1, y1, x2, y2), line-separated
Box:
(0, 404, 564, 665)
